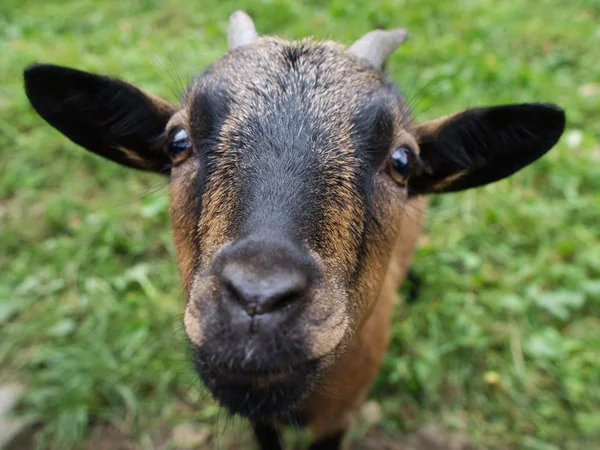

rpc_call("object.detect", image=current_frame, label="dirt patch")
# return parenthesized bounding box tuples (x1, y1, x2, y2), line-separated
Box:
(5, 422, 473, 450)
(353, 426, 473, 450)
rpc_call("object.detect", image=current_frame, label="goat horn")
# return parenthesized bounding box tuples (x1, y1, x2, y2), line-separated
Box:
(228, 10, 259, 50)
(347, 29, 409, 70)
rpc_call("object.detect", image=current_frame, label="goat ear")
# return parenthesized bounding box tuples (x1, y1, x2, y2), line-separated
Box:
(408, 103, 565, 194)
(24, 63, 176, 173)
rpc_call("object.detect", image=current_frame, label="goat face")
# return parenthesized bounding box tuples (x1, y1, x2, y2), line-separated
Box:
(23, 13, 565, 423)
(171, 38, 415, 419)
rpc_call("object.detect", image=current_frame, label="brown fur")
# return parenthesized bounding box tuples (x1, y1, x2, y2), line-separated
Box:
(300, 196, 426, 444)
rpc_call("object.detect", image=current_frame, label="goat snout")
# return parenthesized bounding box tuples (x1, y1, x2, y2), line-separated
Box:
(215, 238, 318, 332)
(220, 263, 308, 316)
(188, 237, 347, 419)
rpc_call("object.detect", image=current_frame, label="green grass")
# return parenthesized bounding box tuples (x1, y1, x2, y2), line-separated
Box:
(1, 0, 599, 449)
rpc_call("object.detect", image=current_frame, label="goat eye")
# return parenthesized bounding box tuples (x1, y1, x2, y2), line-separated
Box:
(168, 128, 192, 162)
(387, 147, 412, 184)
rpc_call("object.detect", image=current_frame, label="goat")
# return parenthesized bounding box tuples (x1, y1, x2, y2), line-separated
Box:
(23, 11, 565, 450)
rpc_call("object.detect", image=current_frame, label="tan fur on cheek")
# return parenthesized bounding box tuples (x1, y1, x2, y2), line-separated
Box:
(184, 302, 204, 346)
(305, 304, 349, 358)
(347, 181, 404, 326)
(302, 257, 351, 359)
(170, 159, 200, 293)
(183, 274, 220, 346)
(321, 172, 363, 276)
(196, 158, 240, 269)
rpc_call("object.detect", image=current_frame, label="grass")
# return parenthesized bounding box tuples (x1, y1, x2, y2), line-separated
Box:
(1, 0, 599, 448)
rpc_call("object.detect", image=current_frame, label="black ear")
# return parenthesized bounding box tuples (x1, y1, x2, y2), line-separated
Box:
(409, 103, 566, 194)
(24, 64, 176, 173)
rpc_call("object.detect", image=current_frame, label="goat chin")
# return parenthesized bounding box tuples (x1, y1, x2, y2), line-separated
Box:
(193, 346, 324, 421)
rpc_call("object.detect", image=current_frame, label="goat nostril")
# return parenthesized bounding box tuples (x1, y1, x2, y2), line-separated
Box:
(256, 285, 304, 315)
(220, 263, 308, 316)
(221, 277, 253, 311)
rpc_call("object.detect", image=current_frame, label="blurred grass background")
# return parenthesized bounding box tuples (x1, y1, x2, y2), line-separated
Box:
(1, 0, 599, 449)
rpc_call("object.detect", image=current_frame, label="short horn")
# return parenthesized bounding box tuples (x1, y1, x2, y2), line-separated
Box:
(228, 10, 259, 50)
(347, 29, 408, 70)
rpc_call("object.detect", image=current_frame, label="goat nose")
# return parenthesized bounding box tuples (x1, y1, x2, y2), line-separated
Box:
(220, 263, 308, 316)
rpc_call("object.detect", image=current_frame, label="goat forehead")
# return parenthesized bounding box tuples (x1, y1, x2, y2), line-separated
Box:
(189, 37, 390, 127)
(184, 37, 405, 176)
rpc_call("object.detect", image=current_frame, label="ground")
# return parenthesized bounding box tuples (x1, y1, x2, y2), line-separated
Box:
(1, 0, 599, 449)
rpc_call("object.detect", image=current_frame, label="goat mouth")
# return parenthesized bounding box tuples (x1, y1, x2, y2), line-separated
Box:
(194, 354, 322, 419)
(208, 364, 306, 386)
(197, 357, 320, 387)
